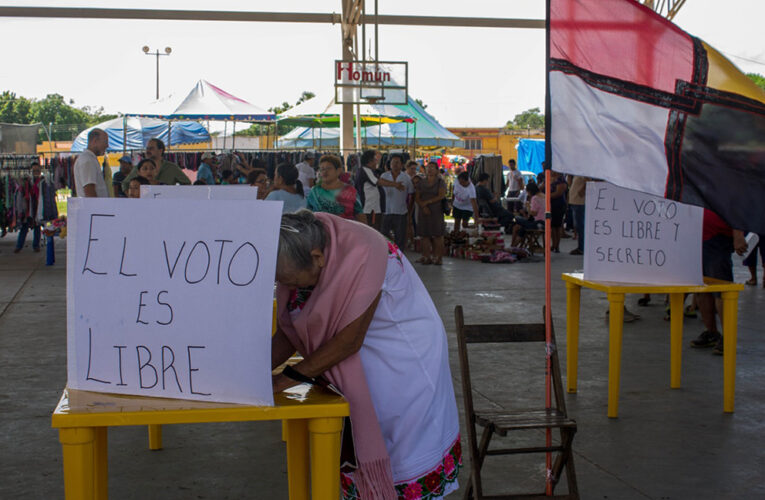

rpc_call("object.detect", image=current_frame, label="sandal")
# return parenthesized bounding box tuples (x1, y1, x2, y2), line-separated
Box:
(433, 259, 443, 266)
(745, 278, 757, 286)
(418, 258, 433, 265)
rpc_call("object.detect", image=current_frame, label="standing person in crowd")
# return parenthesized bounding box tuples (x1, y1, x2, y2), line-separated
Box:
(475, 172, 514, 233)
(112, 155, 133, 197)
(451, 171, 480, 233)
(14, 161, 44, 253)
(405, 159, 418, 179)
(691, 210, 748, 354)
(380, 153, 415, 250)
(405, 160, 420, 248)
(568, 176, 590, 255)
(74, 128, 109, 198)
(547, 170, 568, 253)
(127, 176, 149, 199)
(196, 152, 218, 186)
(743, 235, 765, 286)
(266, 163, 307, 213)
(356, 150, 405, 232)
(415, 161, 447, 265)
(121, 138, 190, 192)
(307, 154, 366, 222)
(136, 158, 159, 185)
(247, 169, 269, 199)
(272, 210, 461, 500)
(505, 159, 524, 212)
(295, 151, 317, 196)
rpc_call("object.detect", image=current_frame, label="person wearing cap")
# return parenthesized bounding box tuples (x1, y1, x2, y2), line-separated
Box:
(296, 151, 316, 196)
(121, 138, 190, 192)
(112, 155, 133, 197)
(197, 152, 217, 186)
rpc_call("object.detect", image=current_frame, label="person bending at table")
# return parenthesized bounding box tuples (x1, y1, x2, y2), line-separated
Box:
(271, 210, 462, 499)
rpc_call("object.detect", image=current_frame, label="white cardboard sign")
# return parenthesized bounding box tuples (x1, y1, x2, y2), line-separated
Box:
(66, 198, 281, 406)
(584, 182, 703, 285)
(141, 184, 258, 199)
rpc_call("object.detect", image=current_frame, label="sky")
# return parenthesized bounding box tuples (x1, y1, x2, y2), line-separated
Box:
(0, 0, 764, 128)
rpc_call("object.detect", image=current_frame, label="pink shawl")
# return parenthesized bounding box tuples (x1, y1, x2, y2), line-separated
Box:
(276, 212, 397, 499)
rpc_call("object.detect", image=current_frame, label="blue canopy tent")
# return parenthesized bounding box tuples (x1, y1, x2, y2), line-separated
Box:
(71, 116, 210, 152)
(516, 138, 546, 174)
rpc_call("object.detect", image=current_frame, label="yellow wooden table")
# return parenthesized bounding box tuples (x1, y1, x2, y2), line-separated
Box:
(562, 272, 743, 418)
(52, 386, 348, 500)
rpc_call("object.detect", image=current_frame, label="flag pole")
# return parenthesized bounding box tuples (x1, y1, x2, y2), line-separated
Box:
(544, 0, 553, 495)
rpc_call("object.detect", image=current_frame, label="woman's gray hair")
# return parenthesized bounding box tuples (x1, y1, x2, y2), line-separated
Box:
(278, 210, 328, 271)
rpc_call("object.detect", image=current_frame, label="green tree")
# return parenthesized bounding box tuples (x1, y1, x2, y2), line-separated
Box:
(0, 91, 33, 124)
(505, 107, 545, 130)
(746, 73, 765, 91)
(30, 94, 91, 126)
(295, 91, 315, 106)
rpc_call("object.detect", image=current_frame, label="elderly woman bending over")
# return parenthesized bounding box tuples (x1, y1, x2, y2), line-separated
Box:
(272, 210, 462, 499)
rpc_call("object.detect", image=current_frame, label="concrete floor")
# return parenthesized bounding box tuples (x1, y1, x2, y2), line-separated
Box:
(1, 233, 763, 499)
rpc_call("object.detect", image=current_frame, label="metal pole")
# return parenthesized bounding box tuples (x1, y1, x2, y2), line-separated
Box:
(0, 8, 546, 29)
(544, 0, 553, 494)
(155, 50, 160, 100)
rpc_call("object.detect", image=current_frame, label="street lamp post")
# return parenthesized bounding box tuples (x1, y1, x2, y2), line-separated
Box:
(142, 46, 172, 100)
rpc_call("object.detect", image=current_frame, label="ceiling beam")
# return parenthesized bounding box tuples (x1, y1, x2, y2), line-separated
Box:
(0, 6, 544, 29)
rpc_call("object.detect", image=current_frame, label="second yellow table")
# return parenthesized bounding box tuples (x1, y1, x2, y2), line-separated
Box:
(562, 272, 743, 418)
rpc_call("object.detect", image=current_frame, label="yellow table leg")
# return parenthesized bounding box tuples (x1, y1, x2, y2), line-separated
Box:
(284, 419, 310, 500)
(566, 282, 581, 394)
(58, 427, 96, 500)
(308, 417, 344, 500)
(721, 291, 739, 413)
(148, 424, 162, 450)
(94, 427, 108, 500)
(669, 293, 684, 389)
(607, 293, 625, 418)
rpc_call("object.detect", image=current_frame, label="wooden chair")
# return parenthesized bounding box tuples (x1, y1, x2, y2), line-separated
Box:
(454, 306, 578, 499)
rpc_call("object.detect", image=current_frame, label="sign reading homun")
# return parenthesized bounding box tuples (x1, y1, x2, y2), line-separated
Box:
(334, 60, 408, 105)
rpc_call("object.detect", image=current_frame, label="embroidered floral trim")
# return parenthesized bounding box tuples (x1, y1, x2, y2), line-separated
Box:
(387, 240, 404, 269)
(287, 287, 313, 313)
(340, 436, 463, 500)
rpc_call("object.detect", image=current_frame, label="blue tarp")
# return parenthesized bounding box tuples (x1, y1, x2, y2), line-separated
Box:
(516, 139, 545, 174)
(71, 117, 210, 152)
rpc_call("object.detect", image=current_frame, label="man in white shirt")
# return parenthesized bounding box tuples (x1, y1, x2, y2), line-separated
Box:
(74, 128, 109, 197)
(381, 153, 415, 249)
(295, 151, 316, 196)
(505, 159, 525, 212)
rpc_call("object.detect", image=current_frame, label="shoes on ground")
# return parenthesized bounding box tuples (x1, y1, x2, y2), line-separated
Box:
(605, 306, 640, 323)
(569, 248, 583, 255)
(690, 330, 722, 348)
(713, 338, 724, 355)
(13, 247, 21, 254)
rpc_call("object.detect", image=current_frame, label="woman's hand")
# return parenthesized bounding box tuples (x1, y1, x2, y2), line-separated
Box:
(423, 205, 431, 215)
(272, 373, 300, 393)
